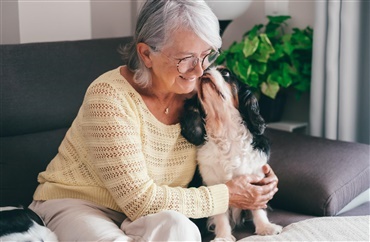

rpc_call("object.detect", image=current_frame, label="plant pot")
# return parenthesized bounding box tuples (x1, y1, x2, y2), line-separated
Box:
(258, 91, 287, 123)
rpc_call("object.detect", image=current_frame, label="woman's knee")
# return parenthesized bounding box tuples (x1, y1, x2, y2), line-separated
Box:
(154, 211, 201, 240)
(123, 210, 201, 241)
(161, 210, 198, 228)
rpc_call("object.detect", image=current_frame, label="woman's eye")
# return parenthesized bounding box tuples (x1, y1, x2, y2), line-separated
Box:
(179, 56, 193, 62)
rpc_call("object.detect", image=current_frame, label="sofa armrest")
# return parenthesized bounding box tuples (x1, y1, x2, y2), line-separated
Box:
(266, 129, 370, 216)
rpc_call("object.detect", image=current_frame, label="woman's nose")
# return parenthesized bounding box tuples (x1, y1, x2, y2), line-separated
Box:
(191, 59, 204, 77)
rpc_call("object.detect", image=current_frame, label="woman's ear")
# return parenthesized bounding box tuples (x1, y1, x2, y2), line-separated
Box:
(137, 43, 153, 68)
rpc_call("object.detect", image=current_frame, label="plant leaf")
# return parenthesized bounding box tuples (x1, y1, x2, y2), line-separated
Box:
(248, 70, 260, 87)
(268, 71, 283, 87)
(250, 34, 275, 63)
(281, 63, 293, 87)
(218, 15, 312, 98)
(293, 76, 310, 92)
(259, 34, 275, 53)
(244, 24, 263, 39)
(229, 62, 251, 83)
(269, 44, 285, 61)
(216, 50, 227, 64)
(252, 62, 267, 75)
(261, 78, 280, 99)
(267, 15, 291, 24)
(282, 34, 295, 55)
(291, 28, 313, 50)
(230, 42, 244, 53)
(243, 36, 259, 57)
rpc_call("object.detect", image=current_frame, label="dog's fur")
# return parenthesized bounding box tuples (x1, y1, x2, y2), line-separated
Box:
(180, 66, 282, 241)
(0, 206, 58, 241)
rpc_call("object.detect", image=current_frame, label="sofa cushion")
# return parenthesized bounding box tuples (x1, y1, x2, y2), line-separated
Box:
(1, 37, 131, 137)
(0, 128, 68, 207)
(266, 129, 370, 216)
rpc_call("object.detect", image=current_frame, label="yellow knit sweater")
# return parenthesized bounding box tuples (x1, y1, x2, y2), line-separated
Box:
(34, 67, 229, 221)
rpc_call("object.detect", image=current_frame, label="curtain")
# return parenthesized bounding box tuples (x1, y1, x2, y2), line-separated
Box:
(310, 0, 370, 144)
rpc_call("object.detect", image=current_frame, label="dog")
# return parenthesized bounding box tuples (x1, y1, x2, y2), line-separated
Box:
(180, 66, 282, 241)
(0, 206, 58, 241)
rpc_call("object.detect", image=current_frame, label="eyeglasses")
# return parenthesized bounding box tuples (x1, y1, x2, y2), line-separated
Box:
(175, 50, 220, 74)
(154, 47, 220, 74)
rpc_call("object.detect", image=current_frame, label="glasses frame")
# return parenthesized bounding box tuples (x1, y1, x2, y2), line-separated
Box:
(174, 50, 220, 74)
(149, 44, 219, 74)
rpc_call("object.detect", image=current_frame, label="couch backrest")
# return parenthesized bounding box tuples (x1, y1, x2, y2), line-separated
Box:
(0, 37, 132, 207)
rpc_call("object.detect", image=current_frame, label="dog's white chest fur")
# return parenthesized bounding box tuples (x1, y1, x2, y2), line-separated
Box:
(197, 112, 267, 186)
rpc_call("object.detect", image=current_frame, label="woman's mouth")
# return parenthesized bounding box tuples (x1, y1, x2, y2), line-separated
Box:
(179, 75, 196, 82)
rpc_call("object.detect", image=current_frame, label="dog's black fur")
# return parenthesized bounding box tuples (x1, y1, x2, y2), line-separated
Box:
(0, 207, 44, 237)
(180, 67, 269, 154)
(0, 206, 57, 241)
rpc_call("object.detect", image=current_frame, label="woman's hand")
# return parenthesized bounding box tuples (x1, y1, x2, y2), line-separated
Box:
(225, 164, 278, 210)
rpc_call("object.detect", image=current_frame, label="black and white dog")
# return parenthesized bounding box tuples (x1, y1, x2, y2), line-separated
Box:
(0, 206, 58, 241)
(180, 66, 282, 241)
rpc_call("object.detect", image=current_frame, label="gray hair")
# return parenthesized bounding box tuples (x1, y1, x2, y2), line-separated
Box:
(121, 0, 221, 87)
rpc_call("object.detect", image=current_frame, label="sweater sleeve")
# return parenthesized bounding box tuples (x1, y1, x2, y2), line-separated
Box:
(80, 77, 229, 221)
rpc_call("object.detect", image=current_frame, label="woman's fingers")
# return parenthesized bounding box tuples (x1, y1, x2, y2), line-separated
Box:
(227, 174, 279, 210)
(255, 164, 279, 185)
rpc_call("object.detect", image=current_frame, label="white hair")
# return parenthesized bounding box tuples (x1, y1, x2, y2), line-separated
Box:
(121, 0, 221, 87)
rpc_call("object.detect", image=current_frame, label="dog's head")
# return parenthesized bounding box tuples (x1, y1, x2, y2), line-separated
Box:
(180, 66, 266, 146)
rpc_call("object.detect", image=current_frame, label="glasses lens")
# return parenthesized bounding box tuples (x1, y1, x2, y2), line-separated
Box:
(177, 50, 219, 74)
(202, 50, 219, 70)
(177, 56, 196, 74)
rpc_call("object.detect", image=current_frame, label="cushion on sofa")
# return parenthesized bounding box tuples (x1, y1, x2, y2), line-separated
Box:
(1, 128, 68, 207)
(1, 37, 130, 137)
(266, 129, 370, 216)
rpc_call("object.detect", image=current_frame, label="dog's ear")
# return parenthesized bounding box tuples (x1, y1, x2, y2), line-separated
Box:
(238, 84, 266, 135)
(180, 95, 207, 146)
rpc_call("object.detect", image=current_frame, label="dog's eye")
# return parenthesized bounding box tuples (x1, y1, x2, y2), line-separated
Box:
(220, 69, 230, 78)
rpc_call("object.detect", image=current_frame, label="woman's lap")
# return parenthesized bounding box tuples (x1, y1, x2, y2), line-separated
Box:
(29, 198, 201, 241)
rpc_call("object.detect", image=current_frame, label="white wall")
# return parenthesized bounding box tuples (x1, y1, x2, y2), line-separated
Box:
(18, 1, 92, 43)
(1, 0, 20, 44)
(2, 1, 314, 45)
(1, 0, 137, 44)
(90, 1, 136, 40)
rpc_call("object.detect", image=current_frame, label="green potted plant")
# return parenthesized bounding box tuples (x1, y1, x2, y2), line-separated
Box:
(216, 15, 313, 122)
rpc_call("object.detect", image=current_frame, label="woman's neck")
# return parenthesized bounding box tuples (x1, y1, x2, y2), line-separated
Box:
(120, 66, 188, 125)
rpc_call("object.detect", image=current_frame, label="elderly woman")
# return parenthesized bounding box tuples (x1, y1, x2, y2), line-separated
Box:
(29, 0, 278, 241)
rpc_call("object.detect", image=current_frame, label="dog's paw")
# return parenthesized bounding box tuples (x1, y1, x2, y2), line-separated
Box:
(211, 235, 236, 242)
(255, 222, 282, 236)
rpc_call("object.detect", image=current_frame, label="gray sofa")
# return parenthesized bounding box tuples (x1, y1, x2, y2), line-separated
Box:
(1, 37, 369, 240)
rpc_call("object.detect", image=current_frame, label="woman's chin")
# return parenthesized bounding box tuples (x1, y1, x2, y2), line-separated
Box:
(177, 76, 197, 93)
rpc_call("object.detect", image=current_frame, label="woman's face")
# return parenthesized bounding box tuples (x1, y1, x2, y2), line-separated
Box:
(150, 29, 214, 95)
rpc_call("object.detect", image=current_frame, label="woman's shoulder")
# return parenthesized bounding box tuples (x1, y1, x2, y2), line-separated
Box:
(82, 67, 148, 119)
(90, 66, 127, 88)
(85, 66, 138, 99)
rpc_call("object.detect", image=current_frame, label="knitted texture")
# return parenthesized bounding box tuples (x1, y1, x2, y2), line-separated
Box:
(34, 67, 229, 221)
